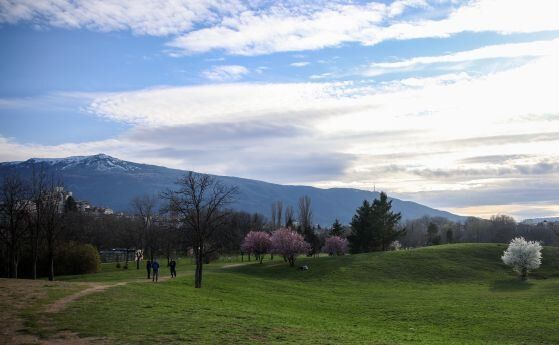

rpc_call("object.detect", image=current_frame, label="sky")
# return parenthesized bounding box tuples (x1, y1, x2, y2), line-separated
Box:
(1, 0, 559, 220)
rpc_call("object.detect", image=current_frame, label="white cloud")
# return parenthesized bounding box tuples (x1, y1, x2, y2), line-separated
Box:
(168, 1, 424, 55)
(3, 33, 559, 217)
(202, 65, 249, 81)
(84, 52, 559, 137)
(0, 0, 244, 36)
(290, 61, 310, 67)
(169, 0, 559, 56)
(365, 38, 559, 76)
(4, 1, 559, 56)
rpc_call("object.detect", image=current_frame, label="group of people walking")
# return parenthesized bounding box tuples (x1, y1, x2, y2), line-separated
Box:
(145, 259, 177, 282)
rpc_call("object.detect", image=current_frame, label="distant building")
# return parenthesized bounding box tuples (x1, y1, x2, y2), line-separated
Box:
(53, 186, 73, 213)
(53, 187, 114, 217)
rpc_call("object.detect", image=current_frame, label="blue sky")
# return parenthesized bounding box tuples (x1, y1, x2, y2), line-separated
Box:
(1, 0, 559, 220)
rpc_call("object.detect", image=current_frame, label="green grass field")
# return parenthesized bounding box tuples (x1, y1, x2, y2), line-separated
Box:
(31, 244, 559, 344)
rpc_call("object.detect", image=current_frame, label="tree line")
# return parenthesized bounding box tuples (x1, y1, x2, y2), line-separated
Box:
(3, 166, 557, 287)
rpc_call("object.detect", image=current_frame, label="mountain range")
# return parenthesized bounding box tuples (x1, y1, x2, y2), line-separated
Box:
(0, 154, 466, 225)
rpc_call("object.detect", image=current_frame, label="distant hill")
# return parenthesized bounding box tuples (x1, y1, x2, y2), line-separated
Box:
(0, 154, 466, 225)
(522, 217, 559, 225)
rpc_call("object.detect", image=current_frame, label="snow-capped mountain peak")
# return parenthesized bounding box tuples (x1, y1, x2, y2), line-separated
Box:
(16, 154, 139, 172)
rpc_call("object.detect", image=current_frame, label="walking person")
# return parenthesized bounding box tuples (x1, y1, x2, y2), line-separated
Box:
(170, 259, 177, 278)
(152, 259, 160, 282)
(146, 260, 152, 279)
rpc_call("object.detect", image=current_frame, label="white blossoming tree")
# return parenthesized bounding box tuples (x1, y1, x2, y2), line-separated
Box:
(501, 237, 542, 280)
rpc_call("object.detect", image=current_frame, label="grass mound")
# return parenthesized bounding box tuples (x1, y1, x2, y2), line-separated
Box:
(232, 243, 559, 282)
(44, 244, 559, 344)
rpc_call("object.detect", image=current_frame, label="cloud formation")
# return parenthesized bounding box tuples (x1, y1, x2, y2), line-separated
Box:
(2, 1, 559, 56)
(169, 0, 559, 55)
(2, 50, 558, 193)
(0, 0, 243, 36)
(202, 65, 249, 81)
(365, 38, 559, 76)
(2, 0, 559, 219)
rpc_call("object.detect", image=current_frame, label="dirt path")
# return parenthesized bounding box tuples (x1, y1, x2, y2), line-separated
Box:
(45, 275, 172, 313)
(45, 282, 126, 313)
(1, 274, 173, 344)
(0, 279, 107, 344)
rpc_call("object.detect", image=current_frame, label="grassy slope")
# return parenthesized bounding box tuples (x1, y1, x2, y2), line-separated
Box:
(49, 244, 559, 344)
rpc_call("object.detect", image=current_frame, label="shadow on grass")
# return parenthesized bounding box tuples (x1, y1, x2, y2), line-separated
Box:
(490, 279, 533, 291)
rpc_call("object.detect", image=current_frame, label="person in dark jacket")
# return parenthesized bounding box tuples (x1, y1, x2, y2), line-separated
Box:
(146, 260, 152, 279)
(152, 260, 160, 282)
(169, 259, 177, 278)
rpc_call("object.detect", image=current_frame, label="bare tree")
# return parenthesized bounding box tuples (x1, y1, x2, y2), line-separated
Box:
(298, 195, 313, 231)
(284, 206, 294, 228)
(276, 201, 283, 229)
(29, 165, 47, 279)
(41, 179, 65, 281)
(251, 213, 266, 232)
(0, 172, 31, 278)
(270, 201, 284, 230)
(162, 172, 237, 288)
(270, 202, 277, 230)
(131, 194, 158, 267)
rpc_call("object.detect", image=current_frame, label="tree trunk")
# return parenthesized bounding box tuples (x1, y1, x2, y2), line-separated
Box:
(32, 258, 37, 280)
(288, 255, 295, 266)
(48, 252, 54, 281)
(48, 239, 54, 281)
(12, 255, 18, 279)
(195, 251, 203, 288)
(8, 247, 15, 278)
(521, 267, 528, 281)
(32, 237, 38, 280)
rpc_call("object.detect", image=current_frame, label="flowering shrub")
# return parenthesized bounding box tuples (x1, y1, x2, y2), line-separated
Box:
(323, 236, 348, 256)
(501, 237, 542, 280)
(241, 231, 272, 263)
(389, 240, 402, 251)
(270, 228, 310, 266)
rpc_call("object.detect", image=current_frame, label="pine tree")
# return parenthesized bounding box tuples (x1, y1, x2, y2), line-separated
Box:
(330, 218, 344, 236)
(348, 192, 405, 253)
(348, 200, 374, 253)
(372, 192, 405, 251)
(64, 195, 78, 213)
(427, 222, 440, 245)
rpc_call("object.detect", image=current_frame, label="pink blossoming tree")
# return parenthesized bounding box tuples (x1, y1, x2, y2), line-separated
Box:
(241, 231, 272, 263)
(323, 236, 349, 256)
(270, 228, 310, 266)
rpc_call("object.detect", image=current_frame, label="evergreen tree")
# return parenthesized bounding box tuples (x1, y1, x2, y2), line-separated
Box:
(445, 227, 454, 243)
(348, 200, 374, 253)
(64, 195, 78, 213)
(302, 225, 320, 256)
(330, 218, 344, 236)
(427, 222, 441, 245)
(372, 192, 405, 251)
(348, 192, 405, 253)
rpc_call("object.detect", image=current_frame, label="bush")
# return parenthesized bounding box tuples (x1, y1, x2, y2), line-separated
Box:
(55, 242, 101, 275)
(389, 240, 402, 251)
